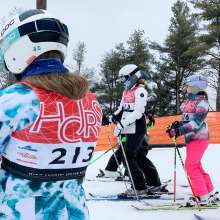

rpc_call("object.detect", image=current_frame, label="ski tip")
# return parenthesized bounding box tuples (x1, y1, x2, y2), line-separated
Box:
(194, 214, 203, 220)
(131, 205, 144, 211)
(88, 193, 94, 197)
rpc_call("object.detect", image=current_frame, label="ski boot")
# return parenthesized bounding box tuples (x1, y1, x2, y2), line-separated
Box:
(120, 187, 148, 196)
(147, 184, 169, 195)
(96, 169, 121, 178)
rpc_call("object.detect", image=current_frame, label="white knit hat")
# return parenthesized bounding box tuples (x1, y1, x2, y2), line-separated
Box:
(185, 75, 208, 90)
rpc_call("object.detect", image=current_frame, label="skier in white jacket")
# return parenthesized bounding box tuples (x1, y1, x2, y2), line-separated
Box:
(112, 64, 152, 195)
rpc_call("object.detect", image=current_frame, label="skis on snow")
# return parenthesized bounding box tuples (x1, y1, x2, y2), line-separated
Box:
(131, 202, 220, 211)
(87, 192, 184, 201)
(85, 177, 129, 182)
(87, 193, 160, 201)
(87, 179, 178, 201)
(86, 177, 172, 184)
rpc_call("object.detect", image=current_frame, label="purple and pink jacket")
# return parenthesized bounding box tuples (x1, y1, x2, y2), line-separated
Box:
(180, 92, 209, 143)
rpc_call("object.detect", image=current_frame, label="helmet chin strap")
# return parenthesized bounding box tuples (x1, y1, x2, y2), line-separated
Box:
(129, 67, 140, 76)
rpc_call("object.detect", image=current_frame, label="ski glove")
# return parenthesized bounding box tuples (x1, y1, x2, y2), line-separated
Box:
(102, 115, 110, 126)
(102, 114, 117, 126)
(147, 113, 155, 129)
(113, 121, 124, 137)
(166, 128, 179, 138)
(109, 114, 118, 124)
(166, 121, 181, 138)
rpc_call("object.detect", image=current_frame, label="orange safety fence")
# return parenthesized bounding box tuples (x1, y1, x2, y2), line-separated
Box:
(96, 125, 118, 151)
(96, 112, 220, 151)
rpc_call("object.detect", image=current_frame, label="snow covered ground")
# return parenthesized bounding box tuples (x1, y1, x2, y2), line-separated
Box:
(84, 144, 220, 220)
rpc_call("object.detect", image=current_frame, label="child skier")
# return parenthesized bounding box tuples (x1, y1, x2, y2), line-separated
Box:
(167, 75, 218, 206)
(105, 63, 156, 195)
(0, 9, 102, 219)
(98, 113, 163, 193)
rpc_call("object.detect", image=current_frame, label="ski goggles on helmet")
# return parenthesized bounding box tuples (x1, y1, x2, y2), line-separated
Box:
(119, 75, 130, 83)
(18, 18, 69, 45)
(119, 66, 140, 84)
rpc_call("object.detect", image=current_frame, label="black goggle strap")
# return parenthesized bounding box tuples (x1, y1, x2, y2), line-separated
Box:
(129, 67, 140, 76)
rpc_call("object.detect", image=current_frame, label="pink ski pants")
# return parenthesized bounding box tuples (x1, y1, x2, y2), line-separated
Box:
(185, 139, 214, 197)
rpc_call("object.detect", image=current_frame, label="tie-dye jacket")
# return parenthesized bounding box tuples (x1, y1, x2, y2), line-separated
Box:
(179, 92, 209, 143)
(0, 83, 88, 220)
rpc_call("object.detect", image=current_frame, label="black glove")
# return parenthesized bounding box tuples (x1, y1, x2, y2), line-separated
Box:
(102, 115, 111, 126)
(166, 121, 181, 138)
(170, 121, 181, 130)
(146, 112, 155, 128)
(109, 114, 117, 124)
(102, 114, 118, 126)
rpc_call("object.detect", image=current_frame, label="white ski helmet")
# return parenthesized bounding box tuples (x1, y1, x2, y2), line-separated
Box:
(0, 9, 69, 74)
(119, 64, 150, 89)
(185, 75, 208, 90)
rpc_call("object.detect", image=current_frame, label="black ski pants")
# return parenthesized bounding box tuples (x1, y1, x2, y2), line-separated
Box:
(105, 134, 161, 188)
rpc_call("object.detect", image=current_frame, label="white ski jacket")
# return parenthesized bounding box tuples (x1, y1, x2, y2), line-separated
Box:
(114, 84, 148, 134)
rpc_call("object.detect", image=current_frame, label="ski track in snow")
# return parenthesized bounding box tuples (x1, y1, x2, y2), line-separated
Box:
(84, 144, 220, 220)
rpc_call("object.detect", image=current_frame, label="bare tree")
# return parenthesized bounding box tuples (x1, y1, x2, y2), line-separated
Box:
(72, 42, 87, 72)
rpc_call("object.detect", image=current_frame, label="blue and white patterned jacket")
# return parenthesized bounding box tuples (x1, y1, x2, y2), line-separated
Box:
(0, 83, 88, 220)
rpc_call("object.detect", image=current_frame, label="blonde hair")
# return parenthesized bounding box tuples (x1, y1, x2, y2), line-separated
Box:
(22, 51, 89, 99)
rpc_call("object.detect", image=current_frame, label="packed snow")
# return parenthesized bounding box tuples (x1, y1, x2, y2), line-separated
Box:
(84, 144, 220, 220)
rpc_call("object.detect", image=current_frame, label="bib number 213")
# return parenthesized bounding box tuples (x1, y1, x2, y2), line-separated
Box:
(49, 146, 94, 165)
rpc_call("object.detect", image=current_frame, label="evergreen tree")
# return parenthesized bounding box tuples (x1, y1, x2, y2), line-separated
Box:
(95, 45, 126, 114)
(127, 30, 151, 71)
(151, 0, 205, 114)
(146, 60, 175, 116)
(94, 30, 151, 114)
(190, 0, 220, 110)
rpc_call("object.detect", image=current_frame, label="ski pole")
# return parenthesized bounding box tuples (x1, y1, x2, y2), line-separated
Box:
(118, 137, 140, 201)
(89, 144, 116, 165)
(173, 145, 177, 205)
(172, 138, 201, 210)
(104, 126, 124, 177)
(118, 135, 153, 207)
(119, 137, 155, 206)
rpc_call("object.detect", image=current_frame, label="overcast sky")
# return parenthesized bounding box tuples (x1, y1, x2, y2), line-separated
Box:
(0, 0, 216, 108)
(0, 0, 177, 69)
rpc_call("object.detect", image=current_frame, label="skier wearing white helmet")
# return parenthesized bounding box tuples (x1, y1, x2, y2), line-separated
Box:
(0, 9, 102, 219)
(167, 74, 219, 206)
(105, 64, 158, 195)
